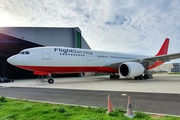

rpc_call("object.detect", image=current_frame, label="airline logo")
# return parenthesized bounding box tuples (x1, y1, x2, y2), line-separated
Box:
(54, 48, 93, 55)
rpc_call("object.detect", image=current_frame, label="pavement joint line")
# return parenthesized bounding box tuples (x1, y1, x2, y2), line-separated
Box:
(5, 96, 180, 118)
(144, 81, 156, 93)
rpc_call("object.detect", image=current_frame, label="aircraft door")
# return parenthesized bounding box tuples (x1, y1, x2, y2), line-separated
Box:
(42, 48, 51, 60)
(87, 53, 93, 61)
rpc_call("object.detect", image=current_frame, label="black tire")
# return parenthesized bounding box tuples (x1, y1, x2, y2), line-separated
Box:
(116, 75, 119, 78)
(48, 79, 54, 84)
(110, 75, 119, 79)
(143, 75, 148, 79)
(148, 75, 153, 79)
(139, 75, 143, 80)
(110, 75, 113, 79)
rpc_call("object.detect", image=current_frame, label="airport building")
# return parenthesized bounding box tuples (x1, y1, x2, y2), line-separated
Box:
(0, 27, 91, 79)
(152, 63, 180, 73)
(170, 63, 180, 73)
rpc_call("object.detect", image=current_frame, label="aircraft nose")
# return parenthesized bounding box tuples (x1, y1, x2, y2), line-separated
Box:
(7, 55, 17, 65)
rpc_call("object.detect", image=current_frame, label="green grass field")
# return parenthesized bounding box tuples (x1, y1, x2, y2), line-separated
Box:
(0, 96, 179, 120)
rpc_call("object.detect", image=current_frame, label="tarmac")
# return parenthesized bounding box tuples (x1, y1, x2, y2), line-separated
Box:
(0, 74, 180, 94)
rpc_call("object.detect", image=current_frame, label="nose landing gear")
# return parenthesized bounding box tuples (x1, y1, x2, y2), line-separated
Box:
(37, 74, 54, 84)
(48, 75, 54, 84)
(48, 78, 54, 84)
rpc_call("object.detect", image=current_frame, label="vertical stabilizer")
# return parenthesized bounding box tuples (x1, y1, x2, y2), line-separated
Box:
(155, 38, 169, 56)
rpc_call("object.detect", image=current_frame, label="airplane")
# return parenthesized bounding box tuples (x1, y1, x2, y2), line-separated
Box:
(7, 38, 180, 84)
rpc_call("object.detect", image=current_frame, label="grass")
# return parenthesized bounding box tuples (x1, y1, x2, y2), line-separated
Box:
(0, 96, 180, 120)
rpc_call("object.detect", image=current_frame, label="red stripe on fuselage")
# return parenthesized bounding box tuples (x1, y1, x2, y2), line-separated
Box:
(16, 65, 118, 74)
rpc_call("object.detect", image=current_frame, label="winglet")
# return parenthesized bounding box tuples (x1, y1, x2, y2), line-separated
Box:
(155, 38, 169, 56)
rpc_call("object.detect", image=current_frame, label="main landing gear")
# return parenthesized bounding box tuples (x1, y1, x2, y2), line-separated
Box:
(109, 73, 153, 80)
(134, 74, 153, 80)
(110, 74, 119, 79)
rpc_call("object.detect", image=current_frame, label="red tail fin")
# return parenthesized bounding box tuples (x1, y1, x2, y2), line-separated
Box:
(155, 38, 169, 56)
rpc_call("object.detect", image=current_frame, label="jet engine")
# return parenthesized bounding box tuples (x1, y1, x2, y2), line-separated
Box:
(118, 62, 145, 78)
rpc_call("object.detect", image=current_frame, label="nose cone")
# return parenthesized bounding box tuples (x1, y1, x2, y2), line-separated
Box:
(7, 55, 18, 65)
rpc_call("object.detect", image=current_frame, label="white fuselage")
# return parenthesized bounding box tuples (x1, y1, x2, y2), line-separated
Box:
(7, 47, 148, 74)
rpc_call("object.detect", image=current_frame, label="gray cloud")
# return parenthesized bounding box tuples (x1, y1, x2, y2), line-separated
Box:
(105, 15, 128, 26)
(0, 0, 180, 62)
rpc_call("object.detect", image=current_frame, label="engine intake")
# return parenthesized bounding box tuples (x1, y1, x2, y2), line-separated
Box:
(119, 62, 145, 78)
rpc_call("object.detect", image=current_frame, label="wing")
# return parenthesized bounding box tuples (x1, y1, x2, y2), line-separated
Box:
(103, 53, 180, 69)
(144, 53, 180, 69)
(143, 53, 180, 62)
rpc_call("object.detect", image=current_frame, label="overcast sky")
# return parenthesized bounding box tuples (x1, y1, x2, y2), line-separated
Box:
(0, 0, 180, 62)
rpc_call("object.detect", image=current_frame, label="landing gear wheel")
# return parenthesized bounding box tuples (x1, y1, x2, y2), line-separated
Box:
(48, 78, 54, 84)
(110, 74, 119, 79)
(143, 75, 148, 79)
(116, 75, 119, 78)
(110, 75, 113, 79)
(138, 75, 143, 80)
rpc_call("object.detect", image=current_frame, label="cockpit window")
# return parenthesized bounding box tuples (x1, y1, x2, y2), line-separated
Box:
(20, 51, 25, 54)
(20, 51, 30, 55)
(25, 51, 29, 54)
